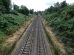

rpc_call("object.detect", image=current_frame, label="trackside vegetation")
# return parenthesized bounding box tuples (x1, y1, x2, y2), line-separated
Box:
(0, 0, 33, 55)
(0, 0, 34, 42)
(0, 14, 31, 43)
(44, 1, 74, 55)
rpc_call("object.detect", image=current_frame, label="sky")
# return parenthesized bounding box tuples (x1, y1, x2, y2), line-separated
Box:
(11, 0, 74, 11)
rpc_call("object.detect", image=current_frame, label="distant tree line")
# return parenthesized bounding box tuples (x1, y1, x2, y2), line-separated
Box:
(0, 0, 34, 15)
(13, 4, 34, 15)
(45, 1, 68, 14)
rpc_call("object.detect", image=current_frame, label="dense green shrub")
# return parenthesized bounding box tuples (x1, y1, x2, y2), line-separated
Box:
(44, 3, 74, 55)
(61, 6, 74, 19)
(0, 13, 30, 36)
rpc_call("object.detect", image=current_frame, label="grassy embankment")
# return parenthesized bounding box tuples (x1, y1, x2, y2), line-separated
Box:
(43, 20, 67, 55)
(44, 4, 74, 55)
(0, 13, 32, 55)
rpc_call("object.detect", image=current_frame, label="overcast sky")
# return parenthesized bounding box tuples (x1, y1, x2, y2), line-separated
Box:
(11, 0, 74, 11)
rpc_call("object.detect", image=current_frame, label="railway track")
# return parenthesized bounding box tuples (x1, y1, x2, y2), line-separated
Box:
(11, 16, 52, 55)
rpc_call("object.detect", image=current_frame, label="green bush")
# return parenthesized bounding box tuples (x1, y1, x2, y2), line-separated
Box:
(44, 5, 74, 55)
(0, 13, 32, 46)
(0, 13, 30, 35)
(61, 6, 74, 19)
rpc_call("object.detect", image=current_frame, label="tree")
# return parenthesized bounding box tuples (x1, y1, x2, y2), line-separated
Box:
(13, 4, 19, 11)
(0, 0, 6, 13)
(46, 6, 55, 13)
(2, 0, 11, 13)
(60, 1, 67, 8)
(29, 9, 34, 14)
(53, 2, 61, 12)
(19, 5, 29, 15)
(54, 2, 60, 8)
